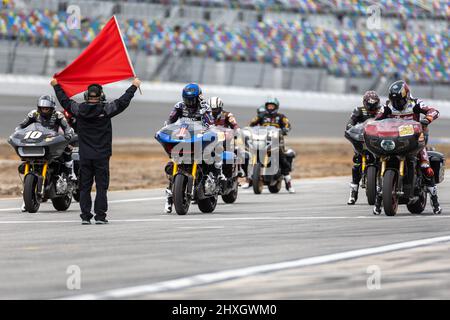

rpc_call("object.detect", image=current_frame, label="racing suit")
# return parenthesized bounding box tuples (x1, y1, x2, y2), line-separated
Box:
(249, 111, 294, 192)
(345, 105, 378, 204)
(374, 98, 441, 214)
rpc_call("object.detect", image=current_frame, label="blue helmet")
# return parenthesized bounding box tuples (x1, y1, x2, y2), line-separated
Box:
(182, 83, 202, 110)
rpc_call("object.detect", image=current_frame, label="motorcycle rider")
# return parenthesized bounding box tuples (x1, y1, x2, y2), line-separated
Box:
(248, 97, 295, 193)
(373, 80, 441, 215)
(346, 91, 381, 205)
(208, 96, 245, 178)
(17, 95, 74, 212)
(209, 96, 239, 130)
(242, 105, 266, 189)
(164, 83, 215, 213)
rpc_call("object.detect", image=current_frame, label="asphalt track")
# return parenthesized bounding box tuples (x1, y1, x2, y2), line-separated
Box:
(0, 95, 449, 139)
(0, 175, 449, 300)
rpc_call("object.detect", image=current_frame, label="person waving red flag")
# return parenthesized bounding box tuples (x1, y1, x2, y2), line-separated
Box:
(54, 16, 136, 97)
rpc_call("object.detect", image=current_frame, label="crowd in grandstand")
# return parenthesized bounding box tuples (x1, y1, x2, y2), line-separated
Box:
(0, 0, 448, 83)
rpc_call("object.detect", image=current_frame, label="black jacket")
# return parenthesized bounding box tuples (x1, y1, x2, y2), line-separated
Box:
(54, 84, 137, 159)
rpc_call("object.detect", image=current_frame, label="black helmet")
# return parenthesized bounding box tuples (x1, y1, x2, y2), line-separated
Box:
(265, 97, 279, 115)
(37, 95, 56, 117)
(388, 80, 410, 111)
(363, 91, 380, 114)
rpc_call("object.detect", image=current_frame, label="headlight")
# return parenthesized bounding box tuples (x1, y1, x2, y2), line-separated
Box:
(381, 140, 396, 151)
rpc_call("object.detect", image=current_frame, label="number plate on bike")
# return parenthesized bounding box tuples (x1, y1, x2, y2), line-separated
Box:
(398, 125, 414, 137)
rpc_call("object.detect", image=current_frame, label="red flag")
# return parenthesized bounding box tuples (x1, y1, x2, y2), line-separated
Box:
(54, 16, 135, 97)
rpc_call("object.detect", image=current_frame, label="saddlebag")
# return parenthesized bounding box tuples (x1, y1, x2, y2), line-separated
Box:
(428, 151, 445, 184)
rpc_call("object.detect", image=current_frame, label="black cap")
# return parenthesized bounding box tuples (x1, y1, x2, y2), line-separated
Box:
(87, 84, 103, 98)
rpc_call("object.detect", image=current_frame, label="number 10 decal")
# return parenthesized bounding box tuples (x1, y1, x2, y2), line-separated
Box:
(24, 131, 43, 139)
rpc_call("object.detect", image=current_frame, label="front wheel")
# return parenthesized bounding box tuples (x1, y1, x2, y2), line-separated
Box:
(198, 196, 218, 213)
(366, 166, 377, 205)
(252, 163, 264, 194)
(173, 174, 191, 215)
(23, 174, 40, 213)
(52, 195, 72, 211)
(383, 169, 398, 216)
(222, 180, 238, 203)
(407, 190, 427, 214)
(268, 179, 282, 193)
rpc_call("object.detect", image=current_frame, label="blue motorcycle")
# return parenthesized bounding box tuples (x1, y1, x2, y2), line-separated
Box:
(155, 118, 237, 215)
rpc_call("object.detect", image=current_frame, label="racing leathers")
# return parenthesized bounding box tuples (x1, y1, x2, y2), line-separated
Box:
(168, 100, 214, 126)
(249, 111, 294, 192)
(345, 105, 377, 204)
(373, 98, 441, 214)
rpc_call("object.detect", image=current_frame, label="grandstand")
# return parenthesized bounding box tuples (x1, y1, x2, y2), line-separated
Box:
(0, 0, 448, 98)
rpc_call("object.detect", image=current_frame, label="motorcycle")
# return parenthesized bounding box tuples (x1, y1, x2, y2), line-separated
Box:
(345, 119, 379, 205)
(244, 126, 294, 194)
(8, 123, 79, 213)
(364, 118, 445, 216)
(155, 118, 237, 215)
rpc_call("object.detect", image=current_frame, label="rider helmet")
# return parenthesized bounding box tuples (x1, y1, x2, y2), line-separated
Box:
(37, 95, 56, 118)
(388, 80, 410, 111)
(265, 97, 279, 115)
(363, 91, 381, 114)
(208, 96, 224, 119)
(182, 83, 202, 113)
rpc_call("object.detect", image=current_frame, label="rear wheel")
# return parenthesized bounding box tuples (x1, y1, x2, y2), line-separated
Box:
(52, 195, 72, 211)
(383, 169, 398, 216)
(268, 179, 282, 193)
(198, 196, 218, 213)
(173, 174, 190, 215)
(252, 163, 264, 194)
(407, 190, 427, 214)
(366, 166, 377, 205)
(23, 174, 40, 213)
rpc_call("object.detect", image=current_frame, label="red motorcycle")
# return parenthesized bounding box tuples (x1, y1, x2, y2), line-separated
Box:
(364, 119, 445, 216)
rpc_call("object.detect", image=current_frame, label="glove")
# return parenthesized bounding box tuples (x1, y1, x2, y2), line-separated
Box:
(420, 116, 433, 126)
(281, 128, 289, 136)
(64, 134, 72, 141)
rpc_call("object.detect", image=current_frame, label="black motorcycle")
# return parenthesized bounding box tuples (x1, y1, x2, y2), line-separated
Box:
(364, 119, 445, 216)
(8, 123, 79, 213)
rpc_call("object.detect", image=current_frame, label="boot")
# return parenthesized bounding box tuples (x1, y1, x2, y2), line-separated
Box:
(21, 202, 27, 213)
(428, 186, 442, 214)
(284, 175, 295, 193)
(164, 188, 173, 214)
(241, 179, 252, 189)
(65, 160, 77, 181)
(347, 183, 359, 205)
(237, 165, 245, 178)
(373, 188, 382, 215)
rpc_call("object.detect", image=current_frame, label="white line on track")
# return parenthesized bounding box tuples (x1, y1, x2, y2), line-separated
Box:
(1, 215, 450, 225)
(0, 197, 165, 212)
(61, 234, 450, 300)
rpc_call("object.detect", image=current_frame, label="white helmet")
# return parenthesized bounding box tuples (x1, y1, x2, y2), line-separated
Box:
(208, 96, 224, 116)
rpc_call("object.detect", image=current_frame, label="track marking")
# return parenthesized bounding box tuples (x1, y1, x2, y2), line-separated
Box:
(1, 215, 449, 225)
(0, 208, 20, 212)
(60, 234, 450, 300)
(0, 197, 165, 212)
(109, 197, 165, 204)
